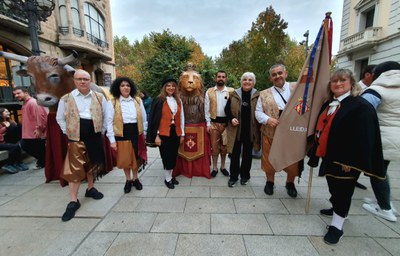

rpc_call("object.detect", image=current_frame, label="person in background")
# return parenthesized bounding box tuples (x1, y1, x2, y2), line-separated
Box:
(255, 64, 300, 198)
(354, 64, 377, 190)
(13, 87, 47, 169)
(205, 70, 233, 178)
(146, 76, 184, 189)
(309, 69, 384, 245)
(56, 69, 115, 222)
(359, 65, 376, 91)
(0, 108, 28, 173)
(225, 72, 260, 187)
(109, 77, 147, 193)
(361, 61, 400, 222)
(140, 90, 152, 120)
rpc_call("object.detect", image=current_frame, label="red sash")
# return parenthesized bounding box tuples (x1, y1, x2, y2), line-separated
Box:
(315, 106, 339, 157)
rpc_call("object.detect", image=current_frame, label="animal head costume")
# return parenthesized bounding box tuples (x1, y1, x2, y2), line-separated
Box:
(178, 63, 205, 124)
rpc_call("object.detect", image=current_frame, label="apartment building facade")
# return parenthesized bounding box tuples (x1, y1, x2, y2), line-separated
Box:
(337, 0, 400, 79)
(0, 0, 115, 107)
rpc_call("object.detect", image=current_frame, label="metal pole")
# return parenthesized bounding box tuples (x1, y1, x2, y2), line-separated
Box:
(26, 0, 41, 56)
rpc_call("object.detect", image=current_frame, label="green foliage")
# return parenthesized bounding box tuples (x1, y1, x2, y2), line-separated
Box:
(215, 5, 309, 90)
(140, 30, 193, 97)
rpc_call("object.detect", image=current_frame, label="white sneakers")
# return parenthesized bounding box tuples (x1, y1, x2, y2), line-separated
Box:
(363, 197, 398, 216)
(362, 202, 397, 222)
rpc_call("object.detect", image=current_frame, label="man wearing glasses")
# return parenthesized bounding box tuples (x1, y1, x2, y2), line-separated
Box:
(56, 69, 116, 221)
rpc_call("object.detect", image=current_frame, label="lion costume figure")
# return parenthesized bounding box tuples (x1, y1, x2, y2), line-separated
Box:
(174, 63, 211, 179)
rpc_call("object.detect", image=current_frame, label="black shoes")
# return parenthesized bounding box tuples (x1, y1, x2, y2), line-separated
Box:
(62, 200, 81, 222)
(132, 179, 143, 190)
(211, 170, 218, 177)
(124, 180, 132, 193)
(240, 178, 249, 185)
(171, 177, 179, 185)
(320, 208, 334, 217)
(228, 179, 237, 187)
(324, 225, 344, 245)
(164, 179, 175, 189)
(125, 179, 144, 193)
(220, 168, 229, 176)
(211, 168, 229, 177)
(85, 187, 104, 200)
(285, 182, 298, 198)
(264, 181, 274, 195)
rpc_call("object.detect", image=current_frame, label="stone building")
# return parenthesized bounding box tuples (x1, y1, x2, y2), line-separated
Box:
(336, 0, 400, 78)
(0, 0, 115, 109)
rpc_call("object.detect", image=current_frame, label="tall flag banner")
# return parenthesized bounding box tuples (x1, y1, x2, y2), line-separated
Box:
(268, 13, 333, 172)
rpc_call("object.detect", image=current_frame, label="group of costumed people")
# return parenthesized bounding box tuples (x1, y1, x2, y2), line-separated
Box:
(2, 51, 399, 247)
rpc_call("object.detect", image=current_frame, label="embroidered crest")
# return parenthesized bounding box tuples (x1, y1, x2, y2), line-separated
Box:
(294, 97, 310, 115)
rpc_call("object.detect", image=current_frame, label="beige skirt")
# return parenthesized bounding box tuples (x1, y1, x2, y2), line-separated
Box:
(116, 140, 138, 171)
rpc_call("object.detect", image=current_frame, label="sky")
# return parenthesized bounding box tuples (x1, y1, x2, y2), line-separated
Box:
(110, 0, 343, 58)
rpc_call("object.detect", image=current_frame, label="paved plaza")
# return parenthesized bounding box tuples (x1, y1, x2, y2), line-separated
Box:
(0, 147, 399, 256)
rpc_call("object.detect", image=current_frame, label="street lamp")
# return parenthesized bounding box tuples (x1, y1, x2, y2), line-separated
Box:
(1, 0, 55, 56)
(299, 30, 310, 57)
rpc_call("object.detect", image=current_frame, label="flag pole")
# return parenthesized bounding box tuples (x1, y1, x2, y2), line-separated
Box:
(305, 167, 314, 214)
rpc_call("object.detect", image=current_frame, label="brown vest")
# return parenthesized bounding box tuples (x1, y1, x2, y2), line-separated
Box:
(112, 96, 144, 137)
(207, 86, 234, 119)
(259, 88, 280, 139)
(62, 91, 103, 141)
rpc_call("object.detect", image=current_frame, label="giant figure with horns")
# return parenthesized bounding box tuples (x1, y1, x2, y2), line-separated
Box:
(0, 51, 115, 186)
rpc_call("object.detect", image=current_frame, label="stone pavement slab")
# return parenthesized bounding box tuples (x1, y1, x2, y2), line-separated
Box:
(104, 233, 178, 256)
(151, 213, 210, 233)
(185, 198, 235, 213)
(175, 234, 246, 256)
(211, 213, 272, 234)
(243, 235, 319, 256)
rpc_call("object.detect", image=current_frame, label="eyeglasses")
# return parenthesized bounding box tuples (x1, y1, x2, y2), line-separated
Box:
(74, 78, 90, 82)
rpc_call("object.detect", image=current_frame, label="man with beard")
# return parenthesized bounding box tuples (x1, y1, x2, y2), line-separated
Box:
(205, 71, 234, 177)
(255, 64, 300, 197)
(13, 87, 47, 169)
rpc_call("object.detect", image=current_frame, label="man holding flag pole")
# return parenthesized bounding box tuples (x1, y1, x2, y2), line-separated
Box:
(267, 13, 332, 207)
(255, 64, 300, 198)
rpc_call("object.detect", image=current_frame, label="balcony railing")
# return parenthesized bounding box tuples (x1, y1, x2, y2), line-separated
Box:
(86, 33, 108, 48)
(0, 2, 28, 24)
(72, 27, 84, 37)
(340, 27, 382, 51)
(59, 26, 68, 35)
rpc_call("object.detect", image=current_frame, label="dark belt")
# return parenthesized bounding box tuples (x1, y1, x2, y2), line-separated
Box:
(211, 116, 227, 123)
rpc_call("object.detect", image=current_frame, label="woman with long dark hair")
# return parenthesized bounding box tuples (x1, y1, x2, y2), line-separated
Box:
(109, 77, 147, 193)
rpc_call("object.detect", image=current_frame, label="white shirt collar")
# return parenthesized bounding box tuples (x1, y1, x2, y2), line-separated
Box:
(120, 95, 133, 102)
(73, 89, 92, 97)
(214, 85, 228, 92)
(334, 91, 351, 102)
(273, 81, 288, 92)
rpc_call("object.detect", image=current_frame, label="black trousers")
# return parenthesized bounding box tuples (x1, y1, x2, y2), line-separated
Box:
(0, 142, 21, 164)
(327, 172, 361, 218)
(370, 160, 391, 210)
(20, 138, 46, 166)
(229, 140, 253, 181)
(159, 125, 180, 170)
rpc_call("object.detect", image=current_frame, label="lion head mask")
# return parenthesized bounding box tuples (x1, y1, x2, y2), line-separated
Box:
(178, 63, 203, 97)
